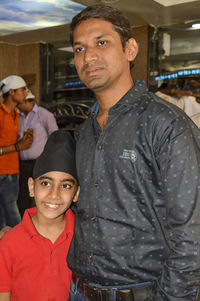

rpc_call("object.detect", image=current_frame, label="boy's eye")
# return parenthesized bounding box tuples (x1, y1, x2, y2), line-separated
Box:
(62, 183, 72, 189)
(41, 181, 50, 187)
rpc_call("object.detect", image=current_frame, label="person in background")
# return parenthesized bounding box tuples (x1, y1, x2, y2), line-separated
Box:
(0, 75, 33, 231)
(0, 129, 80, 301)
(156, 82, 200, 128)
(67, 5, 200, 301)
(155, 82, 181, 107)
(17, 89, 58, 217)
(178, 80, 200, 128)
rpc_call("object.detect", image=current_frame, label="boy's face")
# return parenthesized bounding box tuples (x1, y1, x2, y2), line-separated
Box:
(28, 171, 79, 221)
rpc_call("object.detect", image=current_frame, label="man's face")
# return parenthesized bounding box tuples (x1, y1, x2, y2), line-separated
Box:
(28, 171, 79, 221)
(73, 18, 137, 93)
(12, 86, 27, 104)
(17, 99, 31, 113)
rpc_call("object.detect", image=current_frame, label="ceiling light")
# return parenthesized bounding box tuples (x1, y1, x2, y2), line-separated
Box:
(58, 46, 73, 52)
(153, 0, 199, 7)
(192, 23, 200, 29)
(100, 0, 119, 3)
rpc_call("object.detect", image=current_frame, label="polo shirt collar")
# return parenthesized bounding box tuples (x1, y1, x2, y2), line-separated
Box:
(22, 207, 75, 240)
(0, 103, 18, 115)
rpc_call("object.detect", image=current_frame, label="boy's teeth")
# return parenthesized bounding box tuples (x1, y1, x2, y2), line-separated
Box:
(46, 203, 59, 209)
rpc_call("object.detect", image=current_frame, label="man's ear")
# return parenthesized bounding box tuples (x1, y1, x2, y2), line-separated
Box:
(72, 186, 80, 203)
(125, 38, 138, 62)
(9, 89, 15, 96)
(28, 177, 35, 197)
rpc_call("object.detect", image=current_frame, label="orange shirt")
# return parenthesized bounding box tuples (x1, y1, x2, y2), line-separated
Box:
(0, 103, 19, 174)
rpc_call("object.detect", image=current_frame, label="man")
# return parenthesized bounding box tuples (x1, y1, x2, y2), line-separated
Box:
(17, 89, 58, 217)
(67, 5, 200, 301)
(0, 75, 33, 230)
(155, 83, 180, 107)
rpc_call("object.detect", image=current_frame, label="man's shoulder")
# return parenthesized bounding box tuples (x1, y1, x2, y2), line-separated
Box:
(0, 103, 8, 114)
(37, 105, 52, 114)
(36, 106, 55, 120)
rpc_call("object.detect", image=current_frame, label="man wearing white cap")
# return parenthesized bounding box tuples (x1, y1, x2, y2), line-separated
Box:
(0, 75, 33, 231)
(17, 88, 58, 216)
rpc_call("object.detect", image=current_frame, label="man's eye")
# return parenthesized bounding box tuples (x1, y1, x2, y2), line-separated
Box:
(74, 47, 84, 53)
(98, 40, 107, 46)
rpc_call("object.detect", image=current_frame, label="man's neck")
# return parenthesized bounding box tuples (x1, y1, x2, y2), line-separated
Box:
(95, 80, 133, 129)
(3, 98, 16, 113)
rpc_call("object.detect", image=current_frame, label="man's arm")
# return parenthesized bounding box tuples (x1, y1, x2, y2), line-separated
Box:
(0, 292, 11, 301)
(0, 129, 33, 156)
(151, 115, 200, 300)
(45, 111, 58, 135)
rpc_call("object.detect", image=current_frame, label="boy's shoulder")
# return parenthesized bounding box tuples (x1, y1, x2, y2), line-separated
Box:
(0, 222, 24, 247)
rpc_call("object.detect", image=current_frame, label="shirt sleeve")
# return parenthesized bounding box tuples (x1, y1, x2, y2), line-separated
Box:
(45, 111, 58, 135)
(0, 239, 12, 292)
(149, 115, 200, 300)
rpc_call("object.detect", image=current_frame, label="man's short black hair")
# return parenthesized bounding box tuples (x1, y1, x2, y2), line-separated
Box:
(70, 4, 134, 50)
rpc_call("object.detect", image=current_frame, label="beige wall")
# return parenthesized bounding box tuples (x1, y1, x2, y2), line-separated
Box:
(131, 25, 149, 84)
(18, 43, 41, 102)
(0, 42, 42, 102)
(0, 42, 18, 78)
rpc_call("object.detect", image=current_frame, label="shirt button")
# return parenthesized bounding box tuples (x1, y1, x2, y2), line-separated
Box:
(98, 144, 102, 150)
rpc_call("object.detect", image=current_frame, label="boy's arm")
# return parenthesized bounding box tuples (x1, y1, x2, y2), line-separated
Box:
(0, 292, 11, 301)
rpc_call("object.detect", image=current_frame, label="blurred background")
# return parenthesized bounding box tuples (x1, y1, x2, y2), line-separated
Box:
(1, 0, 200, 128)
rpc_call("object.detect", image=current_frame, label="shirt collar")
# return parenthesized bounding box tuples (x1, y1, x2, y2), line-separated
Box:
(32, 103, 39, 113)
(89, 79, 148, 116)
(0, 103, 18, 115)
(19, 103, 38, 117)
(22, 207, 75, 239)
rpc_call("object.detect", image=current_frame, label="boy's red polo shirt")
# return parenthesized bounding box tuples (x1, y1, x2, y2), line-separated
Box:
(0, 207, 75, 301)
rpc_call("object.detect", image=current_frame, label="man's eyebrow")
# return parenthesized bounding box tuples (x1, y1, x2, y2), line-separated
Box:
(95, 34, 107, 40)
(73, 34, 109, 46)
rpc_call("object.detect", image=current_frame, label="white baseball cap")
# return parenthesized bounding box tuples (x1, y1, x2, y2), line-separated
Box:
(26, 89, 35, 100)
(0, 75, 26, 96)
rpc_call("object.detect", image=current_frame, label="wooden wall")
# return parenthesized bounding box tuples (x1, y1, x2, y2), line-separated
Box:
(0, 42, 42, 103)
(131, 25, 149, 84)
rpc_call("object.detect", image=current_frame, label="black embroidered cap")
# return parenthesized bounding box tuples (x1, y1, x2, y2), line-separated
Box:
(33, 129, 77, 181)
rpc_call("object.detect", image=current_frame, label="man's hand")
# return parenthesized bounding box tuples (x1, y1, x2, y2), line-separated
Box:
(0, 226, 11, 240)
(17, 128, 33, 150)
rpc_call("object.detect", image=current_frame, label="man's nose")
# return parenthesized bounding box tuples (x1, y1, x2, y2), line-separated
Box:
(84, 46, 97, 62)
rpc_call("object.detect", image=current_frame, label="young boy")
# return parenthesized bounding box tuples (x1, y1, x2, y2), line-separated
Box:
(0, 129, 80, 301)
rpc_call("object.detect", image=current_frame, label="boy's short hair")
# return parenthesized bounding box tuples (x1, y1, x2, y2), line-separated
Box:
(33, 129, 77, 181)
(70, 4, 134, 50)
